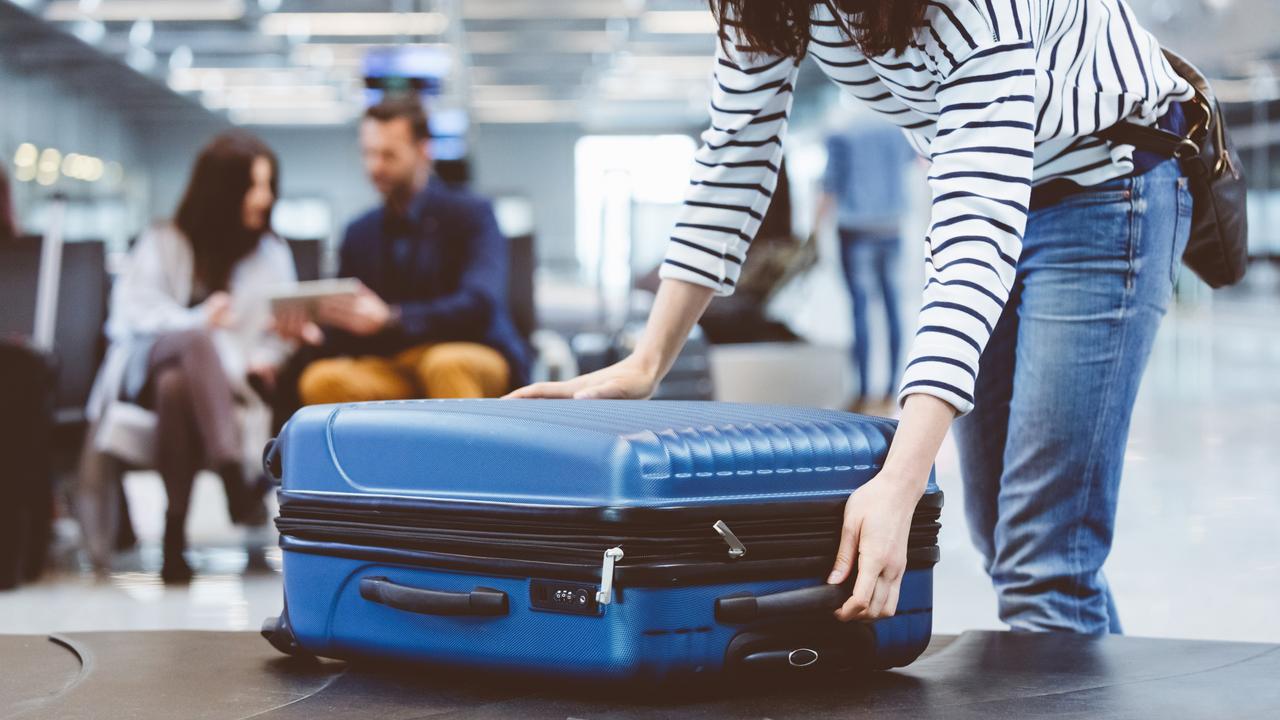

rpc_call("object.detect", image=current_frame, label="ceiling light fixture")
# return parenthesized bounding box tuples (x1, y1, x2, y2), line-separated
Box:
(37, 148, 62, 187)
(638, 10, 716, 34)
(461, 0, 634, 20)
(128, 17, 153, 46)
(291, 42, 447, 67)
(229, 106, 359, 126)
(70, 18, 106, 44)
(126, 46, 157, 72)
(45, 0, 247, 22)
(470, 85, 555, 101)
(471, 99, 580, 124)
(169, 45, 194, 71)
(466, 30, 615, 54)
(260, 12, 448, 37)
(13, 144, 39, 169)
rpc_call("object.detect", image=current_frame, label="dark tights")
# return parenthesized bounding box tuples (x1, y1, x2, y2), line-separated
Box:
(144, 329, 246, 577)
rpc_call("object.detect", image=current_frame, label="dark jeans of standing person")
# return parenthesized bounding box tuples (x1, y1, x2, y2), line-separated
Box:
(838, 229, 902, 405)
(142, 329, 262, 583)
(952, 158, 1192, 634)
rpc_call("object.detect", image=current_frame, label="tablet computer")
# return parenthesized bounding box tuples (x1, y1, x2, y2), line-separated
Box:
(268, 278, 362, 318)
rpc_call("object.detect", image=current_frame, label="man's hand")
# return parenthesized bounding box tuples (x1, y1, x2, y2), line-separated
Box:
(316, 283, 393, 336)
(271, 306, 324, 346)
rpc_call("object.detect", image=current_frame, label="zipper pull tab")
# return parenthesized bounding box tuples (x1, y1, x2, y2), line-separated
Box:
(713, 520, 747, 560)
(595, 546, 624, 606)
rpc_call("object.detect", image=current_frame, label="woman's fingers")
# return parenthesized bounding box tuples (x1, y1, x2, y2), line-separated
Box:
(504, 381, 577, 399)
(827, 513, 860, 585)
(300, 322, 324, 346)
(574, 379, 639, 399)
(313, 299, 344, 326)
(866, 576, 891, 620)
(883, 579, 901, 619)
(836, 552, 882, 622)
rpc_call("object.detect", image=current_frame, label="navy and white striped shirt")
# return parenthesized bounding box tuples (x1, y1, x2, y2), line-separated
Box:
(660, 0, 1193, 414)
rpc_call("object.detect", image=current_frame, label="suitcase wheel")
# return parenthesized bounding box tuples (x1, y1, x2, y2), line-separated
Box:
(261, 610, 315, 660)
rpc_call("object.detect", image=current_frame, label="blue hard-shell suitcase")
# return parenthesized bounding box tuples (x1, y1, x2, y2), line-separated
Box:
(261, 400, 943, 680)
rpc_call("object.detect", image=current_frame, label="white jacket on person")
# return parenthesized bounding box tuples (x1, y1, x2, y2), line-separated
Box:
(86, 222, 297, 427)
(78, 223, 296, 570)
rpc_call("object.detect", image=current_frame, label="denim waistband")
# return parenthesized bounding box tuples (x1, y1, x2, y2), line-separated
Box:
(1130, 102, 1187, 177)
(1029, 103, 1187, 212)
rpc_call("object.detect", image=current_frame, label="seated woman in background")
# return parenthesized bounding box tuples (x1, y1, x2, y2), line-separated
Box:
(87, 132, 296, 582)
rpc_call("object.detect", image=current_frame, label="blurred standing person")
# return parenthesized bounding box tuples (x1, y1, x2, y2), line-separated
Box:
(814, 118, 916, 412)
(86, 132, 295, 583)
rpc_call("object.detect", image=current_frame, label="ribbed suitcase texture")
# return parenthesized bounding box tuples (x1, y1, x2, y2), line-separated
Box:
(264, 400, 942, 680)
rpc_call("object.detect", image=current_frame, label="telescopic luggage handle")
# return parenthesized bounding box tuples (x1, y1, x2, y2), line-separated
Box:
(359, 576, 509, 617)
(715, 584, 850, 623)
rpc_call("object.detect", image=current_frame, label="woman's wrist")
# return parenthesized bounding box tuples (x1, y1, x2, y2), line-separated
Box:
(873, 464, 931, 499)
(626, 346, 665, 383)
(629, 279, 717, 384)
(877, 393, 957, 496)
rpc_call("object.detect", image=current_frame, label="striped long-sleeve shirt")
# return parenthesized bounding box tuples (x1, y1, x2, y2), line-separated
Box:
(659, 0, 1193, 414)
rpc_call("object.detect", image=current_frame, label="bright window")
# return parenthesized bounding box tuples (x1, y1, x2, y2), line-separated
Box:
(574, 134, 698, 291)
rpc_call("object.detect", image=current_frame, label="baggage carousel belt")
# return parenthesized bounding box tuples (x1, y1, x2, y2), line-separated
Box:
(1, 629, 1276, 719)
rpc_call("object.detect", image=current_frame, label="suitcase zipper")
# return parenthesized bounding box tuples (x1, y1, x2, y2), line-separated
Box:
(274, 502, 942, 566)
(595, 547, 624, 605)
(713, 520, 748, 559)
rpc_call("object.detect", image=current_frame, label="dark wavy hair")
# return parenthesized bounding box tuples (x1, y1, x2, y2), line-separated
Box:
(175, 131, 278, 292)
(0, 162, 16, 243)
(710, 0, 929, 58)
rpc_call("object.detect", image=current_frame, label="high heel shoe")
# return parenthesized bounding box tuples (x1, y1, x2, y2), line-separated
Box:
(161, 522, 194, 584)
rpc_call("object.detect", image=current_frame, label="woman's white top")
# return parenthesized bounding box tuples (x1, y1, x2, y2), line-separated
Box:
(660, 0, 1193, 413)
(86, 224, 296, 420)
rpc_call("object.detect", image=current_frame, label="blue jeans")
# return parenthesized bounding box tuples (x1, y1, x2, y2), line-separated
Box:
(838, 230, 903, 399)
(952, 158, 1192, 634)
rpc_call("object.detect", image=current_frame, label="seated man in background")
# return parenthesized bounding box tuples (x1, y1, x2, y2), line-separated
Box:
(289, 98, 529, 406)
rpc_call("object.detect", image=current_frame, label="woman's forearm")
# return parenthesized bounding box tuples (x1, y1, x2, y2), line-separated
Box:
(880, 394, 957, 496)
(629, 279, 716, 381)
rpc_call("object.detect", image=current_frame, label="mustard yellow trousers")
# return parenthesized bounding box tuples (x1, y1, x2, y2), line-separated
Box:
(298, 342, 510, 404)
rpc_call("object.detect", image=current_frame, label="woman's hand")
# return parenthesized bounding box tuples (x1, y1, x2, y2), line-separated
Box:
(203, 291, 235, 329)
(505, 354, 661, 400)
(829, 393, 956, 622)
(247, 362, 278, 393)
(828, 471, 924, 621)
(506, 279, 716, 400)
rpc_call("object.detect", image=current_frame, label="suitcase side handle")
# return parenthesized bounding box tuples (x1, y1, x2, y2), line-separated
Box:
(262, 438, 282, 483)
(359, 577, 509, 617)
(714, 584, 849, 624)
